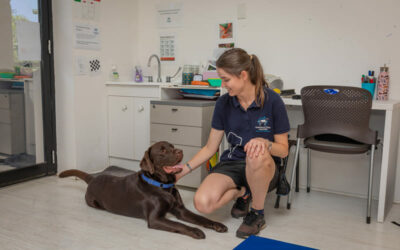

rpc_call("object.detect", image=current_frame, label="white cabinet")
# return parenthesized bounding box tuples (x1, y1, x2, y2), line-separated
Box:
(108, 96, 151, 161)
(106, 82, 161, 171)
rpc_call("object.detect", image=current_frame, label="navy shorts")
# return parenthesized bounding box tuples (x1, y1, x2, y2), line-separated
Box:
(209, 159, 280, 193)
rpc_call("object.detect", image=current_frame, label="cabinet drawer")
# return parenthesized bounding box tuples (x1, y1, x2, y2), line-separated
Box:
(0, 94, 10, 109)
(176, 144, 207, 188)
(151, 104, 203, 126)
(0, 109, 10, 124)
(150, 124, 202, 147)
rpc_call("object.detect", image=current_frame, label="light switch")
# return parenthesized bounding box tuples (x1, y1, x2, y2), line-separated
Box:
(237, 3, 247, 20)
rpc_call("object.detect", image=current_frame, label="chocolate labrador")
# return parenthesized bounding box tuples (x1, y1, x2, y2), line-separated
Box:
(59, 141, 227, 239)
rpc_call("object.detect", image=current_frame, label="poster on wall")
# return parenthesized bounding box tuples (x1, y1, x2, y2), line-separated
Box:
(74, 24, 101, 50)
(75, 56, 88, 75)
(160, 34, 176, 61)
(219, 22, 233, 39)
(218, 43, 235, 48)
(156, 2, 183, 28)
(73, 0, 101, 21)
(89, 57, 101, 76)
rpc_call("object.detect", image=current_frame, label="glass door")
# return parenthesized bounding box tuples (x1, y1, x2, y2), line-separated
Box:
(0, 0, 56, 187)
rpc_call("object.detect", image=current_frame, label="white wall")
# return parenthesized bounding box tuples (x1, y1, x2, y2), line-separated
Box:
(0, 0, 14, 69)
(136, 0, 400, 96)
(53, 0, 138, 172)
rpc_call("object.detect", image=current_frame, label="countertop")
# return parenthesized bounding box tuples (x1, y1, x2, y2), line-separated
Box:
(150, 99, 216, 107)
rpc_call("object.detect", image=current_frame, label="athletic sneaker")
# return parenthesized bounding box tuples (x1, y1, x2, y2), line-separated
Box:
(236, 210, 266, 239)
(231, 196, 251, 218)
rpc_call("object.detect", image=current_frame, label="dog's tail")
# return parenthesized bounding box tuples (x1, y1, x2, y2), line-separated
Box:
(59, 169, 93, 184)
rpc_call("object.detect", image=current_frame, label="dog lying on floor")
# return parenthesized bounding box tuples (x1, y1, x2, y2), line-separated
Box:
(59, 141, 227, 239)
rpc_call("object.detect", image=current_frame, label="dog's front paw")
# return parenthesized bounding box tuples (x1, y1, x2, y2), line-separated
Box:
(212, 222, 228, 233)
(189, 228, 206, 239)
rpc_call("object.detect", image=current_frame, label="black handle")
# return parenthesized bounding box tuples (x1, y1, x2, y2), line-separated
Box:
(171, 108, 178, 112)
(171, 128, 178, 132)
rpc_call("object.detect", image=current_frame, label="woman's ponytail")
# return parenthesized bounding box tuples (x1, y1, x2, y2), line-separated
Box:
(249, 54, 268, 107)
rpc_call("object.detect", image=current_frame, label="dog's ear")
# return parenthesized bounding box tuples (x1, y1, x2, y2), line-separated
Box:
(140, 149, 155, 174)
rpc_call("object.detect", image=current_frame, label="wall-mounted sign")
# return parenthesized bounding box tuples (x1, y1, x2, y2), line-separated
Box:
(160, 34, 175, 61)
(74, 24, 101, 50)
(156, 2, 183, 28)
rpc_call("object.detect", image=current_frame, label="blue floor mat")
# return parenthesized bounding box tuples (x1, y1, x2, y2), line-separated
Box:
(234, 235, 318, 250)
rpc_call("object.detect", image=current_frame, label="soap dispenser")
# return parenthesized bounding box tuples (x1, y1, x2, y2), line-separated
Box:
(110, 65, 119, 81)
(135, 66, 143, 82)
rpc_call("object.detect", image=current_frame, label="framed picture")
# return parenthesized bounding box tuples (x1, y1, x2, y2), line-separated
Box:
(219, 22, 233, 39)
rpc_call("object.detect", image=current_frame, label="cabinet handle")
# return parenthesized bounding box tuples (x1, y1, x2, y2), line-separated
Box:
(171, 108, 178, 112)
(121, 105, 128, 111)
(171, 128, 178, 132)
(138, 105, 144, 112)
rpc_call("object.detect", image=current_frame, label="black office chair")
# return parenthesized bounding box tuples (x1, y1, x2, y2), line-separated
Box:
(286, 86, 378, 224)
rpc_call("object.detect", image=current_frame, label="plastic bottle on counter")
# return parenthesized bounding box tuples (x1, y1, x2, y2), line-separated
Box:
(182, 65, 191, 84)
(376, 65, 389, 101)
(134, 66, 143, 82)
(110, 65, 119, 81)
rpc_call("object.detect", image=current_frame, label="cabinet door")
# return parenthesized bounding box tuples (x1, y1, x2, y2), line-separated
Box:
(108, 96, 134, 159)
(132, 97, 151, 160)
(0, 94, 10, 109)
(0, 124, 12, 154)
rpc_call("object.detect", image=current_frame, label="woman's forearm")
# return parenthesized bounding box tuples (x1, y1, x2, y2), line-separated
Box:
(270, 141, 289, 159)
(175, 144, 217, 181)
(176, 128, 224, 181)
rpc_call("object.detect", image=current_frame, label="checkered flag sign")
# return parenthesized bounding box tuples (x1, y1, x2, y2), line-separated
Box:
(89, 58, 101, 74)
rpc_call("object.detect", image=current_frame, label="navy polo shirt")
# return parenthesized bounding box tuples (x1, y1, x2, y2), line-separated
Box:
(212, 87, 290, 162)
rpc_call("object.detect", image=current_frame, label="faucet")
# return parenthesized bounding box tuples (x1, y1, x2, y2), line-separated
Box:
(147, 54, 162, 82)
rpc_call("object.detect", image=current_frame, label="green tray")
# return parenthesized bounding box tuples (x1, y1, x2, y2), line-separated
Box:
(0, 72, 15, 78)
(208, 78, 222, 87)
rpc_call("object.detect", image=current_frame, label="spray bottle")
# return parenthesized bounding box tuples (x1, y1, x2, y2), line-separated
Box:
(376, 64, 389, 101)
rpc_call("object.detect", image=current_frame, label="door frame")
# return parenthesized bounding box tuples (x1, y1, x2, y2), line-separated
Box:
(0, 0, 57, 187)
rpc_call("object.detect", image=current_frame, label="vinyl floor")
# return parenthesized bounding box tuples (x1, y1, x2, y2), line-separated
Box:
(0, 176, 399, 250)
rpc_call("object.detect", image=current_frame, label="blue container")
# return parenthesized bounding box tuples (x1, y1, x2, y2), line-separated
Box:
(362, 83, 375, 97)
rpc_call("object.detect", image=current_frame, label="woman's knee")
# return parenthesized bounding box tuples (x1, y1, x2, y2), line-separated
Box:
(246, 152, 274, 172)
(193, 191, 217, 214)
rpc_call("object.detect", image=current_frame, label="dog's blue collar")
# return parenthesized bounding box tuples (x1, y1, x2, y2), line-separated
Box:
(141, 174, 175, 189)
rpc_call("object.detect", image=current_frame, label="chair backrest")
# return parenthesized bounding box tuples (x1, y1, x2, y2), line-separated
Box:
(298, 85, 377, 145)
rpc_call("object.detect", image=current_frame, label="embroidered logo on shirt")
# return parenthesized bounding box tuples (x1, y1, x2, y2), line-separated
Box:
(255, 116, 271, 132)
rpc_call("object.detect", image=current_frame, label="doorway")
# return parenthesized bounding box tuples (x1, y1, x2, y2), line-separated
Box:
(0, 0, 56, 187)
